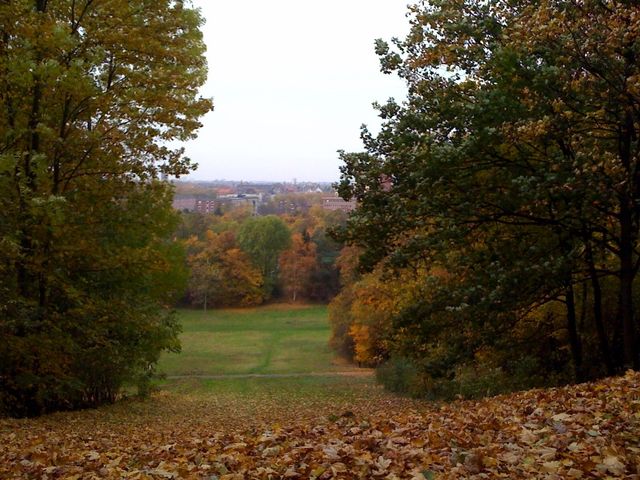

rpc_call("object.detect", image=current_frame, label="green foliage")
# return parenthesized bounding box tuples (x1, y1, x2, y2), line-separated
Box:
(0, 183, 186, 416)
(177, 204, 345, 306)
(0, 0, 210, 416)
(333, 0, 640, 397)
(237, 215, 292, 296)
(376, 353, 569, 401)
(328, 288, 356, 360)
(375, 357, 423, 397)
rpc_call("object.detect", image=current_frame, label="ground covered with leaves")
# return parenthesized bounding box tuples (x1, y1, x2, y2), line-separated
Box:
(1, 372, 639, 479)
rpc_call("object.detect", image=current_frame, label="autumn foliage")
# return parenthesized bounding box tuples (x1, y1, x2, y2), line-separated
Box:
(1, 371, 639, 478)
(0, 0, 211, 416)
(332, 0, 640, 396)
(178, 201, 345, 308)
(279, 233, 318, 302)
(186, 231, 264, 309)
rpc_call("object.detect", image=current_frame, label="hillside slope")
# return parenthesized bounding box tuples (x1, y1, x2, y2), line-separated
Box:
(1, 372, 638, 479)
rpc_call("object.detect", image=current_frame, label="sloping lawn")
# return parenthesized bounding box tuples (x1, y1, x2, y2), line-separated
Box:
(157, 305, 357, 376)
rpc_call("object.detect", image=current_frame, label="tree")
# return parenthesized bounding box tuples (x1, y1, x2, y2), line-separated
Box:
(279, 232, 317, 302)
(186, 231, 264, 309)
(334, 0, 640, 393)
(0, 0, 211, 416)
(237, 215, 291, 297)
(306, 206, 346, 301)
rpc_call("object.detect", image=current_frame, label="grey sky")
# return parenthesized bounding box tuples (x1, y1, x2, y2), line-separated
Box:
(181, 0, 409, 182)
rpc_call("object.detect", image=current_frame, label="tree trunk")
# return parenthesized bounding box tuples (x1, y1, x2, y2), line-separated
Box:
(617, 25, 639, 365)
(585, 240, 614, 375)
(565, 283, 584, 381)
(16, 78, 43, 298)
(15, 0, 49, 300)
(619, 206, 637, 369)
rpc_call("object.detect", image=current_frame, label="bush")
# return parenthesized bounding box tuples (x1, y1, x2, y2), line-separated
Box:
(0, 185, 184, 417)
(376, 354, 571, 402)
(376, 357, 424, 397)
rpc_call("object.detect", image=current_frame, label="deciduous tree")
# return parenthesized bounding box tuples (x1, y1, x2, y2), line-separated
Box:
(334, 0, 640, 393)
(237, 215, 291, 297)
(279, 232, 317, 302)
(186, 231, 264, 309)
(0, 0, 211, 416)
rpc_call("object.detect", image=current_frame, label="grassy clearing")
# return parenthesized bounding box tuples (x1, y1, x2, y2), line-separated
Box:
(157, 304, 358, 377)
(151, 304, 386, 426)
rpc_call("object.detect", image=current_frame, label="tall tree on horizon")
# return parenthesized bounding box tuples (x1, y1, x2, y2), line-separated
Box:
(279, 232, 318, 302)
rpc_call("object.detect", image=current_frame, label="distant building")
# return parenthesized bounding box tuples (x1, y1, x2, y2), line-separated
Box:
(172, 197, 217, 213)
(218, 194, 261, 215)
(194, 199, 217, 214)
(173, 197, 197, 211)
(321, 195, 357, 212)
(172, 195, 260, 215)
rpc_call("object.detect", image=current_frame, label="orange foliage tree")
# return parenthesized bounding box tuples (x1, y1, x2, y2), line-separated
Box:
(278, 233, 318, 302)
(186, 230, 264, 309)
(329, 246, 422, 366)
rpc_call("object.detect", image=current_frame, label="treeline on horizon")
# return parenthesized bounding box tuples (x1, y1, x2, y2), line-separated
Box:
(327, 0, 640, 399)
(176, 196, 347, 309)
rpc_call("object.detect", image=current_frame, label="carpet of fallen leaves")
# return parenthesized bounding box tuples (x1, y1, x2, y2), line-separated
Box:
(1, 372, 639, 479)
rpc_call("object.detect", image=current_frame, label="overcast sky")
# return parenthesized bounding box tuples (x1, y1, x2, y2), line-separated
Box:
(180, 0, 410, 183)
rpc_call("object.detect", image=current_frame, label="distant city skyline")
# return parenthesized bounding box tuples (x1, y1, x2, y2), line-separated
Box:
(179, 0, 409, 183)
(174, 178, 335, 185)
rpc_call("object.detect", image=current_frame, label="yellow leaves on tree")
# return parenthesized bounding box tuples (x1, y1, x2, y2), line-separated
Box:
(329, 247, 424, 366)
(0, 0, 212, 415)
(348, 324, 376, 366)
(186, 230, 264, 309)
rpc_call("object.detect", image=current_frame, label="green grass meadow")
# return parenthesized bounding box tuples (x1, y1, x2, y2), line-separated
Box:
(155, 305, 378, 409)
(158, 304, 354, 377)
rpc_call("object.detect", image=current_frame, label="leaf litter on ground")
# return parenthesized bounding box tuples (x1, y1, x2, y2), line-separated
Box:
(1, 371, 639, 479)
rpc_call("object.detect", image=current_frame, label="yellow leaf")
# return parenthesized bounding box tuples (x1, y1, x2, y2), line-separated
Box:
(541, 461, 561, 473)
(601, 455, 625, 476)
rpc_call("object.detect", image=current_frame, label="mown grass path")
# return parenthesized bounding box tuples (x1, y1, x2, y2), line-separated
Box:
(155, 304, 384, 418)
(166, 371, 373, 379)
(158, 305, 361, 377)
